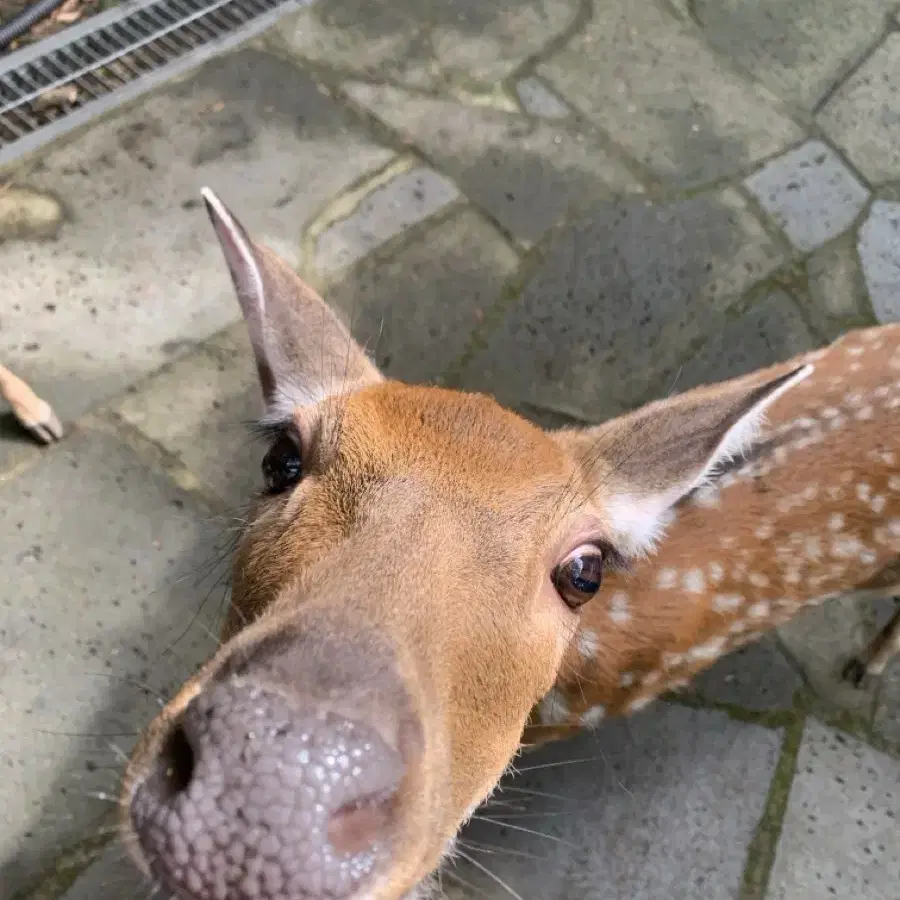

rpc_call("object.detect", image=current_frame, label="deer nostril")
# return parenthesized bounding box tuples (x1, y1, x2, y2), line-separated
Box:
(328, 791, 399, 857)
(154, 723, 195, 802)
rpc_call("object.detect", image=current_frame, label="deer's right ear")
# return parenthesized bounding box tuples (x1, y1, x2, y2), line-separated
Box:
(201, 187, 382, 423)
(553, 363, 813, 557)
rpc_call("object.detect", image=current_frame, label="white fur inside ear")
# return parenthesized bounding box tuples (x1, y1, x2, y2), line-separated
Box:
(604, 494, 677, 558)
(256, 371, 384, 427)
(691, 363, 813, 492)
(258, 392, 311, 426)
(200, 186, 266, 318)
(604, 363, 813, 557)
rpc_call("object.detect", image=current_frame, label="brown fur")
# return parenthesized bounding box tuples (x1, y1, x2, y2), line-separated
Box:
(123, 382, 588, 895)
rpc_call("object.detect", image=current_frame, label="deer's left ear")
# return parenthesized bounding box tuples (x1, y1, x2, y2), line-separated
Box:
(552, 364, 812, 557)
(201, 187, 382, 424)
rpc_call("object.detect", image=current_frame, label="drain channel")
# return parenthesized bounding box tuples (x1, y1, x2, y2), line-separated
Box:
(0, 0, 306, 167)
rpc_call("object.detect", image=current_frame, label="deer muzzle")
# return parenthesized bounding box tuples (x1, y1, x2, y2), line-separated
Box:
(127, 623, 426, 900)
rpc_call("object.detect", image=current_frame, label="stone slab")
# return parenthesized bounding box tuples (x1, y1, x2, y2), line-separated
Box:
(447, 704, 782, 899)
(0, 424, 223, 897)
(343, 81, 644, 245)
(689, 635, 803, 712)
(326, 208, 519, 386)
(665, 289, 821, 395)
(112, 326, 263, 511)
(270, 0, 580, 91)
(314, 166, 460, 276)
(873, 630, 900, 748)
(693, 0, 893, 112)
(744, 141, 869, 253)
(539, 0, 803, 187)
(817, 34, 900, 186)
(58, 842, 145, 900)
(0, 49, 392, 432)
(805, 234, 876, 335)
(766, 719, 900, 900)
(858, 200, 900, 324)
(515, 77, 571, 120)
(455, 189, 785, 422)
(0, 419, 45, 487)
(777, 593, 898, 714)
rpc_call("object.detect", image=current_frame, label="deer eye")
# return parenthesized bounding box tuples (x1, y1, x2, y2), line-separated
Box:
(262, 434, 302, 494)
(554, 547, 604, 610)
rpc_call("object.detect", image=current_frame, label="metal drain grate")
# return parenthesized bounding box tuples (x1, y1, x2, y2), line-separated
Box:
(0, 0, 307, 166)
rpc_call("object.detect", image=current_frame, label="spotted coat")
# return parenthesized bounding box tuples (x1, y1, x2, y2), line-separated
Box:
(525, 323, 900, 743)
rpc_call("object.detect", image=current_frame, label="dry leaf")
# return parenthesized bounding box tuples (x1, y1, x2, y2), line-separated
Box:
(33, 84, 79, 113)
(53, 0, 83, 23)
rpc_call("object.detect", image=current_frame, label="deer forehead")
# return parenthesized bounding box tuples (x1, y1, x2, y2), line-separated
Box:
(321, 382, 572, 499)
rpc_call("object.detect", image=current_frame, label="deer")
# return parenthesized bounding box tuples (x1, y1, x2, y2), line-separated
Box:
(0, 363, 63, 443)
(119, 188, 900, 900)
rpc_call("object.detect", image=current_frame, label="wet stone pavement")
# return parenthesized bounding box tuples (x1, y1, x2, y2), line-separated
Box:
(1, 1, 899, 898)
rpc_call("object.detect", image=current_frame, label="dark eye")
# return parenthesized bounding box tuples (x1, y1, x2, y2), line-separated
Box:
(553, 548, 604, 610)
(262, 434, 302, 495)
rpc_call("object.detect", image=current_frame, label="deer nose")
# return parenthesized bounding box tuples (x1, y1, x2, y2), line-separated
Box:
(130, 679, 404, 900)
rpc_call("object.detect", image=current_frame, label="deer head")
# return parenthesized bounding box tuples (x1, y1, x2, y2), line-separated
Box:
(120, 190, 811, 900)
